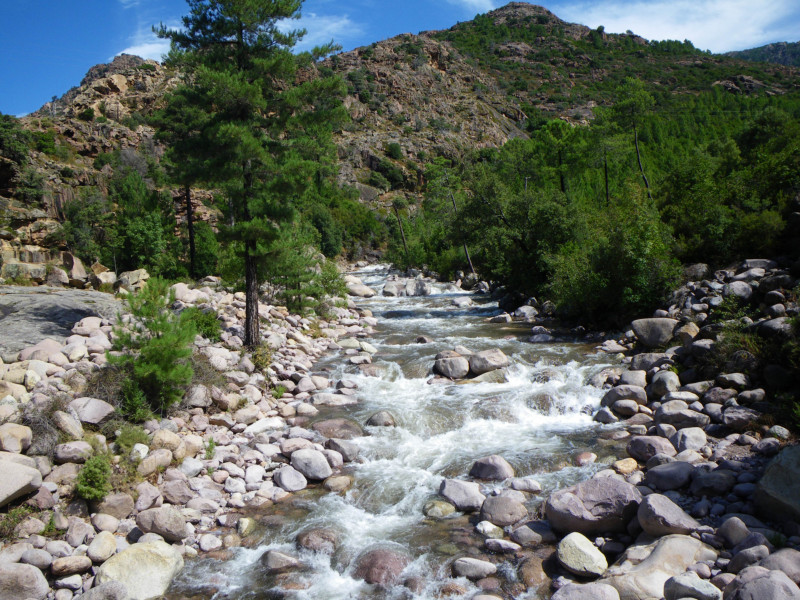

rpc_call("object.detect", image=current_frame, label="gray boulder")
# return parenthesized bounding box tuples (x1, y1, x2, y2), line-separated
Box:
(0, 460, 42, 508)
(690, 470, 737, 497)
(352, 547, 410, 586)
(0, 563, 49, 600)
(723, 406, 761, 432)
(545, 477, 642, 535)
(291, 448, 333, 480)
(756, 445, 800, 524)
(601, 534, 717, 600)
(452, 557, 497, 580)
(651, 370, 681, 398)
(724, 566, 800, 600)
(95, 541, 183, 600)
(637, 493, 700, 536)
(433, 354, 470, 379)
(631, 318, 678, 348)
(551, 582, 620, 600)
(759, 549, 800, 585)
(69, 397, 115, 425)
(557, 532, 608, 577)
(274, 466, 307, 492)
(655, 400, 710, 429)
(469, 455, 515, 481)
(75, 582, 128, 600)
(135, 506, 188, 542)
(644, 461, 695, 491)
(602, 385, 648, 407)
(670, 427, 707, 452)
(439, 479, 485, 512)
(480, 495, 527, 527)
(663, 571, 721, 600)
(627, 436, 677, 462)
(468, 349, 509, 376)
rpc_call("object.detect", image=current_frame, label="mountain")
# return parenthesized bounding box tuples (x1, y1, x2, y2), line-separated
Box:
(727, 41, 800, 67)
(2, 2, 799, 276)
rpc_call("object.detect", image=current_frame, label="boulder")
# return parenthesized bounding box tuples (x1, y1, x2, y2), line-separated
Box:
(644, 461, 695, 491)
(759, 549, 800, 585)
(274, 466, 307, 492)
(0, 423, 32, 453)
(655, 400, 710, 429)
(0, 563, 49, 600)
(627, 436, 676, 462)
(95, 541, 183, 600)
(545, 477, 642, 535)
(352, 547, 409, 586)
(260, 550, 301, 574)
(724, 566, 800, 600)
(468, 349, 509, 376)
(135, 506, 188, 542)
(601, 534, 717, 600)
(439, 479, 485, 512)
(690, 470, 736, 497)
(296, 528, 338, 555)
(469, 455, 515, 481)
(0, 460, 42, 508)
(480, 495, 527, 527)
(670, 428, 707, 452)
(95, 493, 135, 520)
(755, 445, 800, 523)
(69, 397, 115, 425)
(631, 318, 678, 348)
(557, 532, 608, 577)
(723, 406, 761, 432)
(663, 571, 722, 600)
(452, 557, 497, 580)
(74, 581, 128, 600)
(602, 385, 648, 407)
(433, 355, 470, 379)
(346, 283, 376, 298)
(551, 582, 620, 600)
(311, 418, 363, 440)
(291, 448, 333, 480)
(637, 494, 700, 536)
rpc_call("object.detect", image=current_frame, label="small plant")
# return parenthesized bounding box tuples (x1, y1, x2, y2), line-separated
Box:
(75, 455, 111, 502)
(386, 142, 403, 160)
(41, 512, 57, 537)
(0, 505, 35, 541)
(183, 307, 222, 342)
(251, 344, 273, 373)
(115, 424, 150, 455)
(204, 439, 217, 460)
(271, 385, 287, 400)
(119, 378, 152, 423)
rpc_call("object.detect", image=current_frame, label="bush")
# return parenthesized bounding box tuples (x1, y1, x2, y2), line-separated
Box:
(119, 378, 152, 423)
(183, 307, 221, 342)
(115, 424, 150, 455)
(78, 108, 95, 122)
(76, 455, 111, 502)
(386, 142, 403, 159)
(251, 344, 273, 373)
(0, 506, 35, 541)
(109, 278, 196, 415)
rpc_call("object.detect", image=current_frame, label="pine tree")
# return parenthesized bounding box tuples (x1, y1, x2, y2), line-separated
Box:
(157, 0, 346, 346)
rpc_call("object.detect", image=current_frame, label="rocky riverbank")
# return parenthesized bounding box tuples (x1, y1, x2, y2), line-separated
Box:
(0, 259, 798, 600)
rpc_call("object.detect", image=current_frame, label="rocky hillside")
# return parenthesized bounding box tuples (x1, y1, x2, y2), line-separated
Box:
(2, 2, 799, 277)
(727, 41, 800, 67)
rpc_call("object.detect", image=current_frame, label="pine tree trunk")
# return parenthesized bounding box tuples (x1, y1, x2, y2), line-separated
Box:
(185, 184, 196, 279)
(449, 191, 475, 276)
(633, 122, 652, 201)
(394, 206, 409, 261)
(244, 241, 259, 348)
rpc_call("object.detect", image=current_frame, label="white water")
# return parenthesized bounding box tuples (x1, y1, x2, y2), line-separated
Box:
(169, 266, 621, 600)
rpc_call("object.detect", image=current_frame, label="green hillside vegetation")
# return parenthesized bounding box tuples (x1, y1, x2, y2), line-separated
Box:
(727, 42, 800, 67)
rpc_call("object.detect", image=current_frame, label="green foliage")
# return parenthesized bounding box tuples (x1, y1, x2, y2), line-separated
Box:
(271, 385, 287, 399)
(204, 439, 216, 460)
(182, 307, 221, 342)
(78, 107, 95, 122)
(0, 505, 35, 541)
(192, 221, 220, 277)
(58, 188, 114, 265)
(115, 424, 150, 455)
(93, 151, 118, 170)
(251, 344, 273, 373)
(109, 278, 196, 416)
(386, 142, 403, 160)
(0, 113, 31, 165)
(119, 378, 152, 423)
(31, 129, 57, 155)
(76, 455, 111, 502)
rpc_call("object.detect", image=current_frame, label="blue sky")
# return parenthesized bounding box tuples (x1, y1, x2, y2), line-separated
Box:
(2, 0, 800, 116)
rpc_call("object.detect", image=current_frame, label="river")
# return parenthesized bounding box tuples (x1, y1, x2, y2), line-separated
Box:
(168, 265, 622, 599)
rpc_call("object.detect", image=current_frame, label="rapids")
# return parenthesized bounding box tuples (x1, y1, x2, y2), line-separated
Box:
(167, 265, 622, 600)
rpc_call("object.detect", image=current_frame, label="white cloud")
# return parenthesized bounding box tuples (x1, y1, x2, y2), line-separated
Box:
(115, 22, 175, 62)
(445, 0, 497, 13)
(281, 13, 365, 52)
(118, 0, 141, 8)
(557, 0, 800, 53)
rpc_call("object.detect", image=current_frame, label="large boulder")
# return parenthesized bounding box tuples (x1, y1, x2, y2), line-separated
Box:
(352, 547, 410, 586)
(469, 455, 515, 481)
(663, 571, 722, 600)
(135, 506, 188, 542)
(637, 494, 700, 536)
(631, 318, 678, 348)
(724, 566, 800, 600)
(545, 477, 642, 535)
(0, 562, 49, 600)
(347, 282, 376, 298)
(602, 385, 648, 407)
(627, 436, 676, 462)
(69, 397, 115, 425)
(601, 534, 717, 600)
(433, 353, 470, 379)
(468, 349, 509, 376)
(654, 400, 710, 429)
(480, 495, 527, 527)
(551, 582, 620, 600)
(291, 448, 333, 481)
(0, 423, 32, 453)
(0, 459, 41, 508)
(95, 541, 183, 600)
(755, 445, 800, 523)
(439, 479, 485, 512)
(311, 418, 363, 440)
(557, 532, 608, 578)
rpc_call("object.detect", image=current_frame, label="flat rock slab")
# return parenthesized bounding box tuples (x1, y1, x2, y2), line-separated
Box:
(0, 287, 121, 358)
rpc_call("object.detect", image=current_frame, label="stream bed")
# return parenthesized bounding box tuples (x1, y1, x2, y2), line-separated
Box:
(167, 265, 623, 599)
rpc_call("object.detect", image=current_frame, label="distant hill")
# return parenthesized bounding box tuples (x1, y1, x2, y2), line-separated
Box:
(727, 41, 800, 67)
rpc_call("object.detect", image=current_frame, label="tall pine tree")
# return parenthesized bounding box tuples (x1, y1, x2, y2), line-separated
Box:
(157, 0, 346, 346)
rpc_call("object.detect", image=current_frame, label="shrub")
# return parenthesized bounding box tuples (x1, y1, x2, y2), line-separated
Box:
(115, 424, 150, 455)
(109, 278, 196, 416)
(251, 344, 273, 373)
(78, 108, 95, 122)
(0, 505, 35, 541)
(76, 455, 111, 502)
(386, 142, 403, 159)
(183, 307, 221, 342)
(204, 439, 216, 460)
(119, 378, 152, 423)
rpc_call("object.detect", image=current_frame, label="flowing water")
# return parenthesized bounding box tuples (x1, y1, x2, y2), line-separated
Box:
(168, 265, 622, 600)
